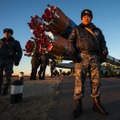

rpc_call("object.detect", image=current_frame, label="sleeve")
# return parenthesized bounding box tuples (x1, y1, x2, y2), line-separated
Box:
(98, 29, 108, 53)
(14, 40, 23, 61)
(97, 28, 108, 62)
(68, 28, 82, 63)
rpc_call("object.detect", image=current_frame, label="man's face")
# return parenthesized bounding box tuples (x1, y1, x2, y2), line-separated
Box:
(82, 15, 92, 25)
(4, 32, 12, 39)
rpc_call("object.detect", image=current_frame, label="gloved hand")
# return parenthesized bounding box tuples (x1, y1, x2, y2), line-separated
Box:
(99, 48, 108, 63)
(14, 61, 19, 66)
(102, 49, 108, 55)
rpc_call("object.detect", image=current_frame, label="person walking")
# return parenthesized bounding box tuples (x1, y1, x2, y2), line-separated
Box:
(0, 28, 22, 95)
(68, 9, 109, 118)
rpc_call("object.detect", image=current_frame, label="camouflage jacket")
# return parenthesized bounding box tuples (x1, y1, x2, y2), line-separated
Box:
(68, 23, 108, 62)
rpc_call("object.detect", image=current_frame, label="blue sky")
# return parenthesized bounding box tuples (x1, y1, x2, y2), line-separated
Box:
(0, 0, 120, 75)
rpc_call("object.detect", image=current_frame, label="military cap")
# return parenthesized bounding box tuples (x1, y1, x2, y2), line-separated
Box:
(81, 9, 93, 19)
(3, 28, 13, 35)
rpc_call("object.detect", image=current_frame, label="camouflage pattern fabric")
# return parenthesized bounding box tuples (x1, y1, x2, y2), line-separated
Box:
(74, 53, 101, 100)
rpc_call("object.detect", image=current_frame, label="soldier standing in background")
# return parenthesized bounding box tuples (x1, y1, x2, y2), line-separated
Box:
(38, 53, 49, 80)
(0, 28, 22, 95)
(30, 38, 41, 80)
(50, 56, 56, 77)
(68, 9, 108, 118)
(30, 52, 41, 80)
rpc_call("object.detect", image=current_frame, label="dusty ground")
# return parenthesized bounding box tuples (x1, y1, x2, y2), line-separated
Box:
(0, 76, 60, 120)
(0, 95, 55, 120)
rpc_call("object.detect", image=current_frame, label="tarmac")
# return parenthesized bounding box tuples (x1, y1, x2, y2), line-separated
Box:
(0, 76, 62, 120)
(0, 76, 120, 120)
(23, 76, 62, 98)
(48, 76, 120, 120)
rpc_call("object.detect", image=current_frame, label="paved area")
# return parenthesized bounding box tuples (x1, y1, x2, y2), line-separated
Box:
(0, 76, 62, 120)
(48, 76, 120, 120)
(23, 76, 62, 98)
(1, 76, 62, 98)
(0, 76, 120, 120)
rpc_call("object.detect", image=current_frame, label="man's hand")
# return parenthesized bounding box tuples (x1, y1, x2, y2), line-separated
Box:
(103, 49, 108, 55)
(14, 61, 19, 66)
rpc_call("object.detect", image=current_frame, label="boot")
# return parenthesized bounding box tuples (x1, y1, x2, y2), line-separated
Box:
(0, 85, 1, 94)
(73, 99, 82, 119)
(2, 84, 9, 96)
(2, 88, 8, 96)
(93, 96, 109, 115)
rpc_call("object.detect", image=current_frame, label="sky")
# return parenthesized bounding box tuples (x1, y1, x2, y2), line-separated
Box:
(0, 0, 120, 75)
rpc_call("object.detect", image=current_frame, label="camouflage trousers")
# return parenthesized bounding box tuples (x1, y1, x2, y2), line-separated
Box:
(74, 54, 101, 100)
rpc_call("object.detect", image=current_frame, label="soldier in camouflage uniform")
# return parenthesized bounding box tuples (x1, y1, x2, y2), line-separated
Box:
(68, 9, 109, 118)
(0, 28, 22, 95)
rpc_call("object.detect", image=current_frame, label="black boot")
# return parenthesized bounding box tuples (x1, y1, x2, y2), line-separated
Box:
(2, 89, 8, 96)
(73, 99, 82, 119)
(93, 96, 109, 115)
(2, 84, 9, 96)
(0, 85, 1, 94)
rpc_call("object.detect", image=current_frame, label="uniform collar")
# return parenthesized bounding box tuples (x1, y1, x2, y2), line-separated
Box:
(2, 37, 14, 41)
(78, 23, 96, 29)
